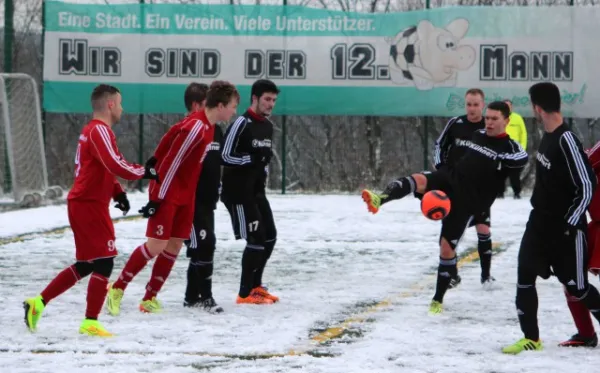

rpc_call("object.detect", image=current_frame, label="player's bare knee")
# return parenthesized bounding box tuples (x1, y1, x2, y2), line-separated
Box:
(411, 173, 427, 194)
(165, 238, 184, 255)
(146, 238, 168, 256)
(92, 257, 114, 278)
(476, 224, 490, 235)
(439, 237, 455, 258)
(74, 261, 94, 278)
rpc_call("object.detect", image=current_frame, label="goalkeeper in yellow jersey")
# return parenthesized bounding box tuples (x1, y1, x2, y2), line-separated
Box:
(497, 99, 527, 199)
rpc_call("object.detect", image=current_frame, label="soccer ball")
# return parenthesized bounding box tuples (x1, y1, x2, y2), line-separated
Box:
(420, 190, 451, 221)
(389, 26, 419, 81)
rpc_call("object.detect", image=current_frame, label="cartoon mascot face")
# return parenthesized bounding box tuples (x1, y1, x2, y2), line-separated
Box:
(387, 18, 476, 90)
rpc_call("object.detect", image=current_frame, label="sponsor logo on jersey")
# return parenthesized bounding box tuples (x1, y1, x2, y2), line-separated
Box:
(536, 152, 551, 170)
(252, 139, 272, 148)
(455, 139, 498, 159)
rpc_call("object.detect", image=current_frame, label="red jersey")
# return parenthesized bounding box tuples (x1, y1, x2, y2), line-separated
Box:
(68, 119, 146, 203)
(148, 111, 214, 205)
(586, 141, 600, 221)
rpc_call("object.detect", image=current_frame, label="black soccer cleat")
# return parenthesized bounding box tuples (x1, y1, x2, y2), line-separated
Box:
(184, 297, 224, 314)
(558, 333, 598, 348)
(448, 274, 461, 289)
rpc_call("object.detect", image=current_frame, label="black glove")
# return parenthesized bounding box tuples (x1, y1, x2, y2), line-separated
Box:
(113, 192, 130, 215)
(143, 156, 160, 183)
(251, 148, 273, 164)
(139, 200, 160, 218)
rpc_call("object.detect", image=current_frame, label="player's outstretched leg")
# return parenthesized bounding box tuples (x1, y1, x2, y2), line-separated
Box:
(362, 175, 421, 214)
(80, 257, 114, 337)
(24, 261, 93, 332)
(107, 243, 157, 316)
(560, 289, 598, 347)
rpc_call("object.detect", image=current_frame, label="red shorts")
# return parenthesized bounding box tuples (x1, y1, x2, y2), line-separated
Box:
(68, 199, 117, 261)
(146, 200, 194, 240)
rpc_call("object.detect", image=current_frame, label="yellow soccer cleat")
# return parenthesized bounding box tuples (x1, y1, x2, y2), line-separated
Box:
(106, 283, 124, 316)
(361, 189, 384, 214)
(79, 319, 113, 337)
(139, 297, 163, 313)
(502, 338, 543, 354)
(429, 300, 443, 315)
(23, 295, 45, 332)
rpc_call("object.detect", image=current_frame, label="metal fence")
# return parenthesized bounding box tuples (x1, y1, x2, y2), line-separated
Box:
(2, 0, 599, 194)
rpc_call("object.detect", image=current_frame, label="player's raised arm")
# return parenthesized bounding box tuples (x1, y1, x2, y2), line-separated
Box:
(560, 131, 596, 226)
(433, 117, 457, 169)
(221, 116, 253, 166)
(498, 140, 529, 169)
(151, 120, 205, 201)
(89, 125, 148, 180)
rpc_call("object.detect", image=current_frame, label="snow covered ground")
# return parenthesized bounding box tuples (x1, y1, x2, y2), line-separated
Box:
(1, 193, 599, 373)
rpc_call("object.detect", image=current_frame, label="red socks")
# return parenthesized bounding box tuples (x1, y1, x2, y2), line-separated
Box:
(143, 251, 178, 301)
(565, 291, 596, 337)
(40, 265, 81, 304)
(85, 274, 108, 319)
(113, 244, 155, 291)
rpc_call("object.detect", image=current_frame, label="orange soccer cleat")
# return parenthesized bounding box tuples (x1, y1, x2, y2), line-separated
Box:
(252, 286, 279, 303)
(236, 292, 274, 305)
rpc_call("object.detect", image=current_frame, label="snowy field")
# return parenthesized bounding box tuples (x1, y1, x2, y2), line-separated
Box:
(1, 193, 599, 373)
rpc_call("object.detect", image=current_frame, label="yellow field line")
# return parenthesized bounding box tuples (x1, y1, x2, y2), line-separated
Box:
(287, 242, 503, 354)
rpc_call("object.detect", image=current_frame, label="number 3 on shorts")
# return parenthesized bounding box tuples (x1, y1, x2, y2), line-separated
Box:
(156, 225, 164, 236)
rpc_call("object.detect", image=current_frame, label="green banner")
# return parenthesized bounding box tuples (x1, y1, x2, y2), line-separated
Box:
(43, 3, 595, 117)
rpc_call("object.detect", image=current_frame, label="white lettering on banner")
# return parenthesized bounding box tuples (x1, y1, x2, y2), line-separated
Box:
(96, 13, 142, 29)
(175, 14, 227, 31)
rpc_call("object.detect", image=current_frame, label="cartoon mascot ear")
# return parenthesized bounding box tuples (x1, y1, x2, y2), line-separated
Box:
(445, 18, 469, 40)
(416, 19, 435, 40)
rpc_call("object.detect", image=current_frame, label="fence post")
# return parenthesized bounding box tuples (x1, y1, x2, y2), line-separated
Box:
(281, 0, 288, 194)
(137, 0, 145, 192)
(41, 1, 47, 143)
(3, 0, 14, 193)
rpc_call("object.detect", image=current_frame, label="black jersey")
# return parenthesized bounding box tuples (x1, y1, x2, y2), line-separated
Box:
(450, 129, 528, 212)
(194, 124, 223, 209)
(434, 115, 485, 169)
(221, 109, 273, 203)
(531, 124, 596, 227)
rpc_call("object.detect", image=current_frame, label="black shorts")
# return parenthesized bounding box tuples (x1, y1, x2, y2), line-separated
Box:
(224, 195, 277, 246)
(184, 205, 216, 258)
(519, 210, 589, 286)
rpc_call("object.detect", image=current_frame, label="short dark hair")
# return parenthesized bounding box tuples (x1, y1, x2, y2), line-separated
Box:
(91, 84, 120, 111)
(487, 101, 511, 119)
(184, 83, 209, 111)
(205, 80, 240, 109)
(465, 88, 484, 99)
(529, 82, 561, 113)
(250, 79, 280, 103)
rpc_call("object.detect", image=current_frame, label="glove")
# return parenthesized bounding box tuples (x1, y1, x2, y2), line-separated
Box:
(143, 156, 160, 183)
(113, 192, 130, 215)
(139, 200, 160, 218)
(251, 148, 273, 164)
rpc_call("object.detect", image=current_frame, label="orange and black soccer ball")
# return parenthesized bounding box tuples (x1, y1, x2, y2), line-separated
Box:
(420, 190, 451, 221)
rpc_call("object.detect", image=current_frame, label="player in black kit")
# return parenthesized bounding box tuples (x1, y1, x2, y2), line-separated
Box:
(502, 82, 600, 354)
(362, 101, 528, 315)
(221, 79, 280, 305)
(432, 88, 495, 288)
(180, 83, 225, 314)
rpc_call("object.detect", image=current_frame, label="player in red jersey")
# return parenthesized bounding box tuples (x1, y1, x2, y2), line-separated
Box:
(23, 84, 159, 337)
(559, 140, 600, 347)
(106, 81, 239, 315)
